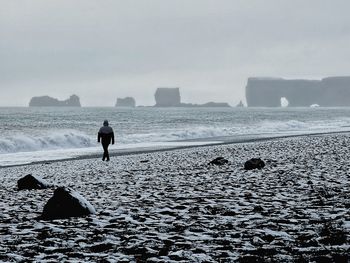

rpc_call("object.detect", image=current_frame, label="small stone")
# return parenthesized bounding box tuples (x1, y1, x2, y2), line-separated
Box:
(253, 205, 264, 213)
(89, 243, 114, 253)
(310, 256, 332, 263)
(252, 236, 266, 245)
(208, 157, 229, 166)
(244, 158, 265, 170)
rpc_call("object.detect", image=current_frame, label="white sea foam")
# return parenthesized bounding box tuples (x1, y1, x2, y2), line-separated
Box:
(0, 131, 95, 154)
(120, 126, 232, 143)
(120, 119, 350, 143)
(0, 141, 219, 166)
(1, 118, 350, 158)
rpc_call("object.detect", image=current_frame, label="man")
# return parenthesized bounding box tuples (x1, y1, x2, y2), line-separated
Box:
(98, 120, 115, 161)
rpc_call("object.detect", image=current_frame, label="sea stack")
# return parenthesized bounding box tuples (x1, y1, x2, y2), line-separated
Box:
(29, 95, 81, 107)
(154, 87, 181, 107)
(236, 100, 244, 107)
(245, 76, 350, 107)
(153, 87, 230, 107)
(115, 97, 136, 107)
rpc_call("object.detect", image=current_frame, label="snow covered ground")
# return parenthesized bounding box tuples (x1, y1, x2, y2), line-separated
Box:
(0, 133, 349, 262)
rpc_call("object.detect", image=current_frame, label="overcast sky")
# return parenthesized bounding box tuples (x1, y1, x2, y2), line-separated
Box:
(1, 0, 350, 106)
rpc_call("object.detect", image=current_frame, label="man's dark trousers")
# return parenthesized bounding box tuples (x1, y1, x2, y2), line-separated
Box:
(102, 142, 110, 161)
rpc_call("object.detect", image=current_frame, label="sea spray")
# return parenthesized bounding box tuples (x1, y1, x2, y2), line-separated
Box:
(0, 131, 94, 154)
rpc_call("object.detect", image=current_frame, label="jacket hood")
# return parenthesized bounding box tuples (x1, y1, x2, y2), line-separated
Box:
(103, 120, 109, 126)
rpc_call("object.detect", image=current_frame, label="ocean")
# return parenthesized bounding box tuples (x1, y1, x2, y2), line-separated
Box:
(1, 107, 350, 166)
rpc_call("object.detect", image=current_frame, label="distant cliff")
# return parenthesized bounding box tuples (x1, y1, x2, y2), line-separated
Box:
(29, 95, 81, 107)
(246, 76, 350, 107)
(115, 97, 136, 107)
(154, 87, 230, 107)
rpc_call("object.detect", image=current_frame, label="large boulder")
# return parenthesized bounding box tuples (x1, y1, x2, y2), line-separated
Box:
(244, 158, 265, 170)
(41, 187, 96, 220)
(17, 174, 50, 190)
(208, 157, 229, 166)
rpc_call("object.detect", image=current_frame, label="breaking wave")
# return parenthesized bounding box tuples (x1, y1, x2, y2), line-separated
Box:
(1, 118, 349, 154)
(0, 131, 95, 154)
(120, 126, 233, 144)
(121, 119, 350, 143)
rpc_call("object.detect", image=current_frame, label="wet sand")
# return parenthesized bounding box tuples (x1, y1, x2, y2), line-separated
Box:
(0, 133, 349, 262)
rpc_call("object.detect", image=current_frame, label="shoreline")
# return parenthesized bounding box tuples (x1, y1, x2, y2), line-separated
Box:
(2, 130, 350, 169)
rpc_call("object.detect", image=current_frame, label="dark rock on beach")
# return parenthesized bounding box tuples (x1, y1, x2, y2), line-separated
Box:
(244, 158, 265, 170)
(208, 157, 229, 165)
(17, 174, 50, 190)
(41, 187, 96, 220)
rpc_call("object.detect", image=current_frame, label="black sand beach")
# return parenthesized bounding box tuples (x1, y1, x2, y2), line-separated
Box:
(0, 133, 349, 262)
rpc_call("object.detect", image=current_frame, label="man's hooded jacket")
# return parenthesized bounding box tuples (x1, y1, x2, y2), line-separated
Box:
(98, 120, 115, 145)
